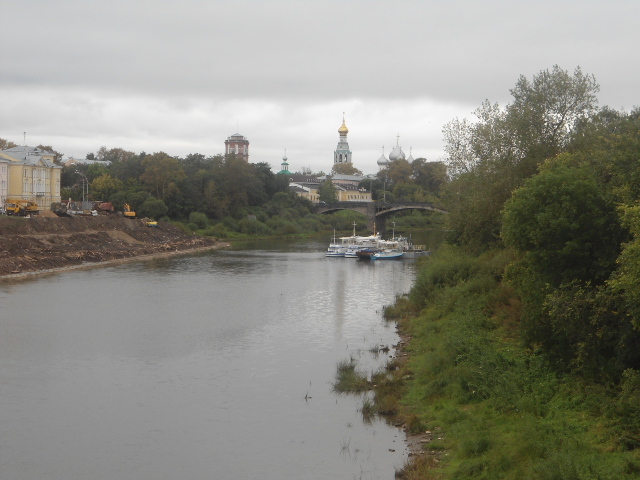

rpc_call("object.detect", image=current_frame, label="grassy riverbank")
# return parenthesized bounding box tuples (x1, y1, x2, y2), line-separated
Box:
(368, 246, 640, 479)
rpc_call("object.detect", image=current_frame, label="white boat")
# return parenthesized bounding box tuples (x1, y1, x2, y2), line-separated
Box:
(325, 230, 347, 257)
(371, 248, 404, 260)
(326, 222, 382, 259)
(344, 244, 362, 258)
(391, 236, 430, 259)
(344, 232, 382, 258)
(379, 223, 431, 259)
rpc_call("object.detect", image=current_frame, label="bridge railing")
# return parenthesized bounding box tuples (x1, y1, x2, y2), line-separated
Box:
(374, 201, 437, 211)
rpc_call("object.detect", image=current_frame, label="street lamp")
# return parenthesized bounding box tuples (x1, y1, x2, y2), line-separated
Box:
(75, 171, 88, 208)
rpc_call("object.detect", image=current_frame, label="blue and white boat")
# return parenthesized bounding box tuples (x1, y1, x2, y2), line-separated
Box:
(371, 248, 404, 260)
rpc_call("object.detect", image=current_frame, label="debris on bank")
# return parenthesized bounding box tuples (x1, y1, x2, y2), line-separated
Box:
(0, 216, 223, 277)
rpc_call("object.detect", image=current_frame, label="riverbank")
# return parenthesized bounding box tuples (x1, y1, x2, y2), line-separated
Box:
(376, 245, 640, 479)
(0, 216, 228, 279)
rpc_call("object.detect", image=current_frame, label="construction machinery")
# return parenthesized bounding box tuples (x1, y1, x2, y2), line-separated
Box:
(5, 200, 39, 216)
(123, 203, 136, 219)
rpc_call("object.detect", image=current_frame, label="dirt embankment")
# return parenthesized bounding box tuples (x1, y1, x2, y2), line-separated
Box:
(0, 215, 226, 277)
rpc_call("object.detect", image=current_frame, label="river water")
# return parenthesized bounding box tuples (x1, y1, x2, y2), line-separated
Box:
(0, 232, 442, 480)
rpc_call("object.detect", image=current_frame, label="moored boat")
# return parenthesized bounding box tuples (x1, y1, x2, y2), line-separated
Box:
(325, 230, 347, 257)
(371, 248, 404, 260)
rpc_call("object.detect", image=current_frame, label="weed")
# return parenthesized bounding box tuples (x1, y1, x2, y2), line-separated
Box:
(333, 359, 370, 393)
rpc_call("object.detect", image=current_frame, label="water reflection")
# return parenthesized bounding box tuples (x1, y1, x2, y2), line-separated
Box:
(0, 235, 440, 480)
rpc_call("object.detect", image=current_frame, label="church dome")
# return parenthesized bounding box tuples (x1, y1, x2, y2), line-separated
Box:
(338, 114, 349, 135)
(377, 146, 389, 167)
(407, 147, 414, 163)
(389, 134, 405, 161)
(389, 144, 405, 161)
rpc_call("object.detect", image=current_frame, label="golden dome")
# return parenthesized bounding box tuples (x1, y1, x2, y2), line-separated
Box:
(338, 114, 349, 135)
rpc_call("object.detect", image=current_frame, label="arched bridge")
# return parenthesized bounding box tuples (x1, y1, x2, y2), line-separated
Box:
(314, 201, 447, 233)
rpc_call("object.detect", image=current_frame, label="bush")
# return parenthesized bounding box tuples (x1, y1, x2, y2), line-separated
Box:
(138, 197, 168, 219)
(188, 211, 209, 229)
(202, 223, 230, 238)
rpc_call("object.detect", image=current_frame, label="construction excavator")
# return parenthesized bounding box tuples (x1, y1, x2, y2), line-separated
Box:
(123, 203, 136, 219)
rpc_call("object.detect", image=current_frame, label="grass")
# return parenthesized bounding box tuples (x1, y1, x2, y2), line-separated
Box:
(332, 358, 371, 393)
(361, 244, 640, 479)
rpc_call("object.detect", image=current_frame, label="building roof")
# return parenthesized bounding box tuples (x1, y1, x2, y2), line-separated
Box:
(226, 133, 249, 141)
(64, 157, 112, 166)
(287, 174, 321, 184)
(319, 174, 366, 181)
(0, 146, 61, 168)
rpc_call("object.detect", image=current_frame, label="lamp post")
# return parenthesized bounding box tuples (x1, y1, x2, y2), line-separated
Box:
(76, 171, 88, 209)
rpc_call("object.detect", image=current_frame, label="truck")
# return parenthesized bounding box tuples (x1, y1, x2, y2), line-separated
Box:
(92, 202, 115, 215)
(5, 200, 39, 216)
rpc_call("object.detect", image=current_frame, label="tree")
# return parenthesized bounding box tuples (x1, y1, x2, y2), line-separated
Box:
(442, 66, 601, 250)
(507, 65, 599, 164)
(138, 197, 168, 220)
(502, 158, 621, 287)
(110, 152, 145, 182)
(0, 138, 17, 150)
(359, 178, 383, 200)
(412, 159, 448, 195)
(37, 144, 64, 164)
(140, 152, 185, 200)
(610, 204, 640, 329)
(332, 163, 363, 175)
(90, 174, 124, 201)
(318, 178, 338, 203)
(385, 159, 412, 186)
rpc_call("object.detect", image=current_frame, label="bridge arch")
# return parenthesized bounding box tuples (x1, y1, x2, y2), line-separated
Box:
(314, 202, 446, 233)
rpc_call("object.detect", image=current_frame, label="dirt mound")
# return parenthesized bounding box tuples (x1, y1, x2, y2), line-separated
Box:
(0, 216, 223, 277)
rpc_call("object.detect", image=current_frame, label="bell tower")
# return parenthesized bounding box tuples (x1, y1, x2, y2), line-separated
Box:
(333, 113, 352, 165)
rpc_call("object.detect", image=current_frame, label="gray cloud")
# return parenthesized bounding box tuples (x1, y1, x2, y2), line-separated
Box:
(1, 0, 638, 173)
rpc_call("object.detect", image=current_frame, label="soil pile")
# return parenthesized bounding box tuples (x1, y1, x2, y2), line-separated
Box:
(0, 216, 223, 277)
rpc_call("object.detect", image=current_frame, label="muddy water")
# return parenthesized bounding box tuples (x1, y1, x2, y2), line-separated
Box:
(0, 233, 442, 480)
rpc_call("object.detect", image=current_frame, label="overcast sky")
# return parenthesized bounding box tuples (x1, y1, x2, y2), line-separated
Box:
(1, 0, 638, 175)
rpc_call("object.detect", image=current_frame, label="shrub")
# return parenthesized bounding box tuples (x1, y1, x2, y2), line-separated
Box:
(188, 211, 209, 229)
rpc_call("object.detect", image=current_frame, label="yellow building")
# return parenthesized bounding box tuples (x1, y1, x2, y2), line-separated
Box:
(0, 146, 62, 211)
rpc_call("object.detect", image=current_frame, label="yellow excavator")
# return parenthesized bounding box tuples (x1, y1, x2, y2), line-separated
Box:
(123, 203, 136, 219)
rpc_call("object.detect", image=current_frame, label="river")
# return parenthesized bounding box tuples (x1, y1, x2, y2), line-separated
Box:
(0, 232, 443, 480)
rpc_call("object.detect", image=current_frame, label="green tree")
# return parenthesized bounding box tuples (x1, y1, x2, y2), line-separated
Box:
(332, 163, 363, 175)
(502, 158, 621, 287)
(502, 159, 628, 376)
(138, 197, 168, 220)
(90, 174, 124, 201)
(610, 204, 640, 329)
(318, 178, 338, 203)
(442, 66, 601, 250)
(385, 159, 412, 187)
(140, 152, 185, 200)
(412, 159, 448, 195)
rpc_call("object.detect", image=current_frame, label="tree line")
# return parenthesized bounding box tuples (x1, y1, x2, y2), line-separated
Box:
(440, 64, 640, 383)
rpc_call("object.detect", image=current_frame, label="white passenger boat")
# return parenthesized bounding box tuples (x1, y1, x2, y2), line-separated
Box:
(326, 222, 382, 259)
(325, 230, 347, 257)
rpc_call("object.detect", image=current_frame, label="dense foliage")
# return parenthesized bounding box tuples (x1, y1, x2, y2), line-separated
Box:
(366, 66, 640, 478)
(45, 138, 447, 236)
